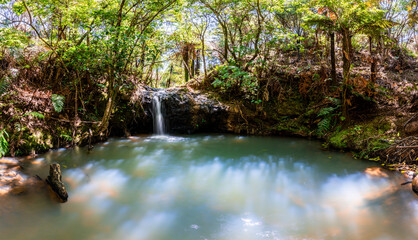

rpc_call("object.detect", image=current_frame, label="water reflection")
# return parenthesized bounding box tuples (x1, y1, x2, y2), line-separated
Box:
(1, 135, 417, 240)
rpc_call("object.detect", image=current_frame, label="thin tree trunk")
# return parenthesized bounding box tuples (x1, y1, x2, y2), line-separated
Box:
(191, 58, 195, 79)
(195, 49, 200, 76)
(167, 65, 173, 88)
(97, 74, 115, 135)
(370, 36, 377, 83)
(341, 28, 352, 120)
(97, 0, 125, 135)
(156, 68, 159, 87)
(224, 27, 228, 62)
(330, 31, 337, 85)
(183, 46, 189, 82)
(202, 38, 207, 77)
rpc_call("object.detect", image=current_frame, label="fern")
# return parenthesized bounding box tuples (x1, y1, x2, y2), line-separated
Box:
(60, 133, 72, 142)
(24, 111, 45, 119)
(0, 77, 9, 96)
(52, 94, 65, 113)
(326, 97, 341, 106)
(0, 129, 8, 157)
(318, 107, 336, 117)
(317, 98, 342, 135)
(317, 118, 331, 135)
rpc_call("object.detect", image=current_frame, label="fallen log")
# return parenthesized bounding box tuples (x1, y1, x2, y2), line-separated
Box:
(45, 163, 68, 202)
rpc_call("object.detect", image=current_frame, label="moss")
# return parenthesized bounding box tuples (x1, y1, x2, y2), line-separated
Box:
(272, 116, 310, 135)
(329, 129, 350, 149)
(275, 96, 305, 116)
(17, 129, 54, 155)
(327, 117, 394, 159)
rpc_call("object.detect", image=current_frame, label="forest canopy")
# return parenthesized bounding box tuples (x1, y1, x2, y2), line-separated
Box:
(1, 0, 416, 86)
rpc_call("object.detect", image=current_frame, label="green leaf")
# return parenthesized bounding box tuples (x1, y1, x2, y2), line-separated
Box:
(24, 111, 45, 119)
(0, 129, 9, 157)
(52, 94, 65, 113)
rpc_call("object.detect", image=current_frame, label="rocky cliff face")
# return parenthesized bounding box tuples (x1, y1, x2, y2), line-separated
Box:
(115, 86, 238, 135)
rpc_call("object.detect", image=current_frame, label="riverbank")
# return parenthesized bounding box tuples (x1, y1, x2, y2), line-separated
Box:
(1, 52, 417, 194)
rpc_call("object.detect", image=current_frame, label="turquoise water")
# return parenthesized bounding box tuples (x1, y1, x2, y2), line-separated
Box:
(1, 135, 417, 239)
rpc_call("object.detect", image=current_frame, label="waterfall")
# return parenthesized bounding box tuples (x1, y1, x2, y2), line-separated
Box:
(152, 93, 165, 135)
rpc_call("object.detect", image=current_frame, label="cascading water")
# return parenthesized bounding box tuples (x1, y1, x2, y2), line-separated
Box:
(152, 92, 166, 135)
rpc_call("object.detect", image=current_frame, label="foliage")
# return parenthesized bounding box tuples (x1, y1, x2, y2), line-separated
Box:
(0, 129, 8, 157)
(51, 94, 65, 113)
(60, 133, 72, 142)
(0, 28, 30, 55)
(23, 111, 45, 119)
(0, 77, 9, 96)
(212, 63, 258, 100)
(328, 118, 393, 158)
(317, 97, 341, 135)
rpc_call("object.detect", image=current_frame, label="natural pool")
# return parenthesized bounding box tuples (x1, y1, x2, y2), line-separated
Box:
(1, 135, 417, 240)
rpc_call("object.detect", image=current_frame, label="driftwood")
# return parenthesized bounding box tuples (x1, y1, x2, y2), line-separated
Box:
(382, 137, 418, 164)
(45, 163, 68, 202)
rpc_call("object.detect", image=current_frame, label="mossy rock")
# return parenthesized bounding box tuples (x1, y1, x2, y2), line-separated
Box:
(327, 117, 394, 159)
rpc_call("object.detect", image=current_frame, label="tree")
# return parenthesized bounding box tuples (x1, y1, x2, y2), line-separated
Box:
(308, 0, 385, 119)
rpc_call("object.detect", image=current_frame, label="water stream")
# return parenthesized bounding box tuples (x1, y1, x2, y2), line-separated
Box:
(152, 92, 166, 135)
(0, 135, 417, 240)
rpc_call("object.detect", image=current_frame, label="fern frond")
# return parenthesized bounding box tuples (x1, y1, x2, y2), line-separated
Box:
(318, 107, 336, 117)
(0, 129, 9, 157)
(317, 118, 331, 135)
(52, 94, 65, 113)
(24, 111, 45, 119)
(0, 77, 10, 96)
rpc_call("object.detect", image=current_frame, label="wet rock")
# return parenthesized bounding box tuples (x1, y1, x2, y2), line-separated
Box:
(0, 158, 27, 195)
(404, 120, 418, 135)
(125, 86, 232, 134)
(412, 174, 418, 195)
(46, 163, 68, 202)
(404, 114, 418, 136)
(411, 94, 418, 112)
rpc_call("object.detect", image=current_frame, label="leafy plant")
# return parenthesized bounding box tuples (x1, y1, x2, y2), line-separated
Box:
(60, 133, 72, 142)
(317, 97, 341, 135)
(24, 111, 45, 119)
(212, 64, 258, 101)
(52, 94, 65, 113)
(0, 129, 9, 157)
(0, 77, 10, 96)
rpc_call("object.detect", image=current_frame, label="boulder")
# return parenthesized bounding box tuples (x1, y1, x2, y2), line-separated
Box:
(412, 173, 418, 195)
(46, 163, 68, 202)
(404, 114, 418, 136)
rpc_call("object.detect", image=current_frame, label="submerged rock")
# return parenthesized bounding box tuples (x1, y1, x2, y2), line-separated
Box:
(46, 163, 68, 202)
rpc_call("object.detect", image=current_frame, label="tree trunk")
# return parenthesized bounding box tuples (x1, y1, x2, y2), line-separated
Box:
(195, 49, 200, 77)
(155, 67, 159, 87)
(139, 41, 146, 81)
(224, 28, 228, 62)
(330, 31, 337, 85)
(341, 28, 352, 120)
(183, 47, 189, 82)
(191, 58, 195, 79)
(97, 76, 116, 136)
(97, 0, 125, 135)
(202, 38, 207, 77)
(167, 65, 173, 87)
(369, 36, 377, 83)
